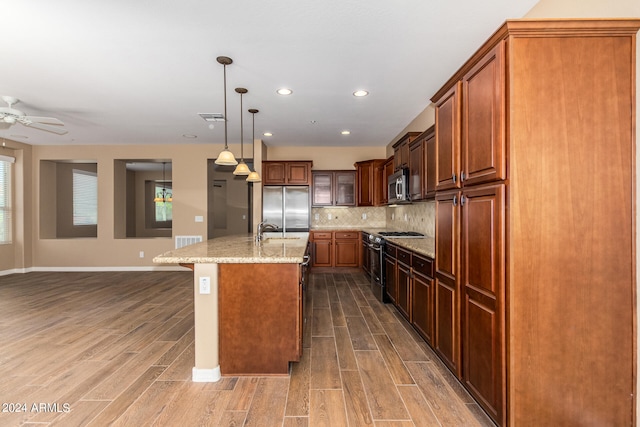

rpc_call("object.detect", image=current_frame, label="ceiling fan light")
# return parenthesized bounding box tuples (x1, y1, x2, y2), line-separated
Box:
(246, 171, 261, 182)
(4, 116, 16, 124)
(233, 161, 251, 175)
(215, 149, 238, 165)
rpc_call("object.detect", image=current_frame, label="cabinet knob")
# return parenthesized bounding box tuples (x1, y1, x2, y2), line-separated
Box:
(453, 195, 458, 206)
(460, 171, 466, 182)
(452, 173, 457, 183)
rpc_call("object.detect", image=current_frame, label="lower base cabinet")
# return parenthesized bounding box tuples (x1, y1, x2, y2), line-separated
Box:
(411, 254, 434, 345)
(311, 230, 359, 268)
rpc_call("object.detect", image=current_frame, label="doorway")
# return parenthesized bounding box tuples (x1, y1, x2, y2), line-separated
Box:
(207, 160, 253, 239)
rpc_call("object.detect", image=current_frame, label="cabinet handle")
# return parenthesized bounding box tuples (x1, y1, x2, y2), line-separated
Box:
(452, 173, 457, 184)
(460, 171, 466, 182)
(461, 195, 466, 206)
(453, 195, 458, 206)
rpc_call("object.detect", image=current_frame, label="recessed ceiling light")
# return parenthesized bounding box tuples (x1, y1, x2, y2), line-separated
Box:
(353, 90, 369, 97)
(277, 88, 293, 95)
(341, 130, 351, 135)
(263, 132, 273, 137)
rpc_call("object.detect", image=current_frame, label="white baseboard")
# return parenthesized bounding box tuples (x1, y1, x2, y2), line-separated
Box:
(192, 366, 221, 383)
(0, 266, 189, 276)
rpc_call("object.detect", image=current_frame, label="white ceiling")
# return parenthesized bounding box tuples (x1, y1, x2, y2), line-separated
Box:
(1, 0, 538, 148)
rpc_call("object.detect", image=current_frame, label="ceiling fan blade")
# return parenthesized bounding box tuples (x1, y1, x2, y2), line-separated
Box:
(22, 115, 65, 126)
(0, 122, 11, 129)
(24, 121, 68, 135)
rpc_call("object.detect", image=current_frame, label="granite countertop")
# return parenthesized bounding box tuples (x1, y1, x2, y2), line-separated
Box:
(384, 236, 435, 259)
(312, 226, 435, 259)
(153, 232, 310, 264)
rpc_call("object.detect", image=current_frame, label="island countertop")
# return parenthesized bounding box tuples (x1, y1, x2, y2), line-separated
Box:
(153, 232, 310, 264)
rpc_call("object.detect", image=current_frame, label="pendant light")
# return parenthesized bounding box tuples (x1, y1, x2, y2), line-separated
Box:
(214, 56, 238, 166)
(233, 87, 251, 175)
(246, 108, 262, 183)
(153, 162, 173, 203)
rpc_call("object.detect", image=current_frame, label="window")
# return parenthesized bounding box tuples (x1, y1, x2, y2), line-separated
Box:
(72, 169, 97, 226)
(0, 156, 13, 244)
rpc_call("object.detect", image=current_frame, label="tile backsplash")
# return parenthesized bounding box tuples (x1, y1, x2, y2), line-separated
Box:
(310, 201, 435, 236)
(386, 201, 435, 237)
(311, 207, 386, 229)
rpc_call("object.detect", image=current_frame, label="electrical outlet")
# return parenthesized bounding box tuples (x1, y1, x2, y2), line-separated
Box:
(362, 213, 367, 220)
(199, 276, 211, 294)
(139, 251, 144, 258)
(314, 213, 319, 220)
(328, 213, 332, 220)
(404, 213, 408, 221)
(195, 215, 204, 223)
(391, 213, 395, 220)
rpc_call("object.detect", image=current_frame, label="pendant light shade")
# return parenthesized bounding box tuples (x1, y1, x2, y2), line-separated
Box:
(215, 56, 238, 166)
(246, 108, 262, 182)
(233, 88, 251, 176)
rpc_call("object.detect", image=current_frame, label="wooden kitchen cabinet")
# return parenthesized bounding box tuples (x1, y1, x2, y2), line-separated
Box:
(434, 190, 461, 378)
(310, 231, 332, 267)
(434, 83, 461, 192)
(384, 243, 397, 303)
(395, 247, 412, 320)
(392, 132, 420, 172)
(382, 156, 394, 204)
(311, 230, 358, 268)
(429, 20, 639, 426)
(408, 138, 423, 201)
(355, 159, 385, 206)
(412, 254, 434, 345)
(312, 171, 356, 207)
(424, 127, 436, 198)
(263, 161, 312, 185)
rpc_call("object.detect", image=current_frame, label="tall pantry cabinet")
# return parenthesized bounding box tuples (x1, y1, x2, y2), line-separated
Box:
(431, 19, 639, 427)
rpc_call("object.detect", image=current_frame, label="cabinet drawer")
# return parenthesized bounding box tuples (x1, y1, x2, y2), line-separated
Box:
(412, 254, 434, 278)
(397, 247, 412, 265)
(335, 231, 358, 240)
(312, 232, 332, 240)
(385, 243, 397, 259)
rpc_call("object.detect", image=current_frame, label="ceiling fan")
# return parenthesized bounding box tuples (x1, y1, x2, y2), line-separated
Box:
(0, 96, 67, 135)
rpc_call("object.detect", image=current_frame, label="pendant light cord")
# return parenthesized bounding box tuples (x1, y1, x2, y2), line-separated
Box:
(223, 64, 228, 150)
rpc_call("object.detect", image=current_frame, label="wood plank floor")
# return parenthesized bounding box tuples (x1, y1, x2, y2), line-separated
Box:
(0, 270, 495, 426)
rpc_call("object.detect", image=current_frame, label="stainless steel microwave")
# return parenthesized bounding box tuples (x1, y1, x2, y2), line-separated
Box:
(388, 168, 410, 204)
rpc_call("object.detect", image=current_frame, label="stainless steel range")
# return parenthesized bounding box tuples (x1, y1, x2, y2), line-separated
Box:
(367, 231, 425, 302)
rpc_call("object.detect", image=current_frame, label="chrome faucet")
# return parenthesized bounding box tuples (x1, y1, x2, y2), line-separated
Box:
(256, 221, 278, 243)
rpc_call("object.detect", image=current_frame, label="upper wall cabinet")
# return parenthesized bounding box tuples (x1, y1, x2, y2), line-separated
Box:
(263, 161, 312, 185)
(311, 170, 356, 207)
(434, 43, 506, 192)
(392, 132, 421, 172)
(409, 126, 435, 201)
(355, 159, 385, 206)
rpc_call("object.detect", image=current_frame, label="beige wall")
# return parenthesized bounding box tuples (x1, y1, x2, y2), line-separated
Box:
(385, 105, 436, 157)
(266, 145, 387, 169)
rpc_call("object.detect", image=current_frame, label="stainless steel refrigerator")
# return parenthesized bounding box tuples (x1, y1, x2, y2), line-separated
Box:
(262, 186, 310, 231)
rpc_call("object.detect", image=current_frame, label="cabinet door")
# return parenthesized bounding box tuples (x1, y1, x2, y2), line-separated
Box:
(434, 190, 461, 377)
(462, 42, 506, 186)
(396, 261, 411, 321)
(356, 162, 374, 206)
(334, 240, 358, 267)
(334, 171, 356, 206)
(312, 239, 332, 267)
(312, 172, 333, 206)
(287, 162, 311, 185)
(409, 139, 424, 201)
(435, 82, 462, 191)
(382, 158, 394, 204)
(424, 132, 436, 198)
(461, 184, 505, 422)
(412, 272, 434, 345)
(263, 162, 286, 185)
(384, 253, 397, 304)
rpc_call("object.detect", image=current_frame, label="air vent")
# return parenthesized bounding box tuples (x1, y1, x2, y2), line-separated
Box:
(198, 113, 225, 122)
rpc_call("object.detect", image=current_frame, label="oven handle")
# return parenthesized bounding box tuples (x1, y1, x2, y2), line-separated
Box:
(368, 244, 383, 252)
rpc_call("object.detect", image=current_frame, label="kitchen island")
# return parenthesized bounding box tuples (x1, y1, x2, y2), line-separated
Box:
(153, 232, 310, 381)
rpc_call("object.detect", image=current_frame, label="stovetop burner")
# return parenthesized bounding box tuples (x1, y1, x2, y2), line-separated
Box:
(378, 231, 425, 238)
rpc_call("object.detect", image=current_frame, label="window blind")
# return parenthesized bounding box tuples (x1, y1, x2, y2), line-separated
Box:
(0, 158, 12, 243)
(72, 169, 97, 226)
